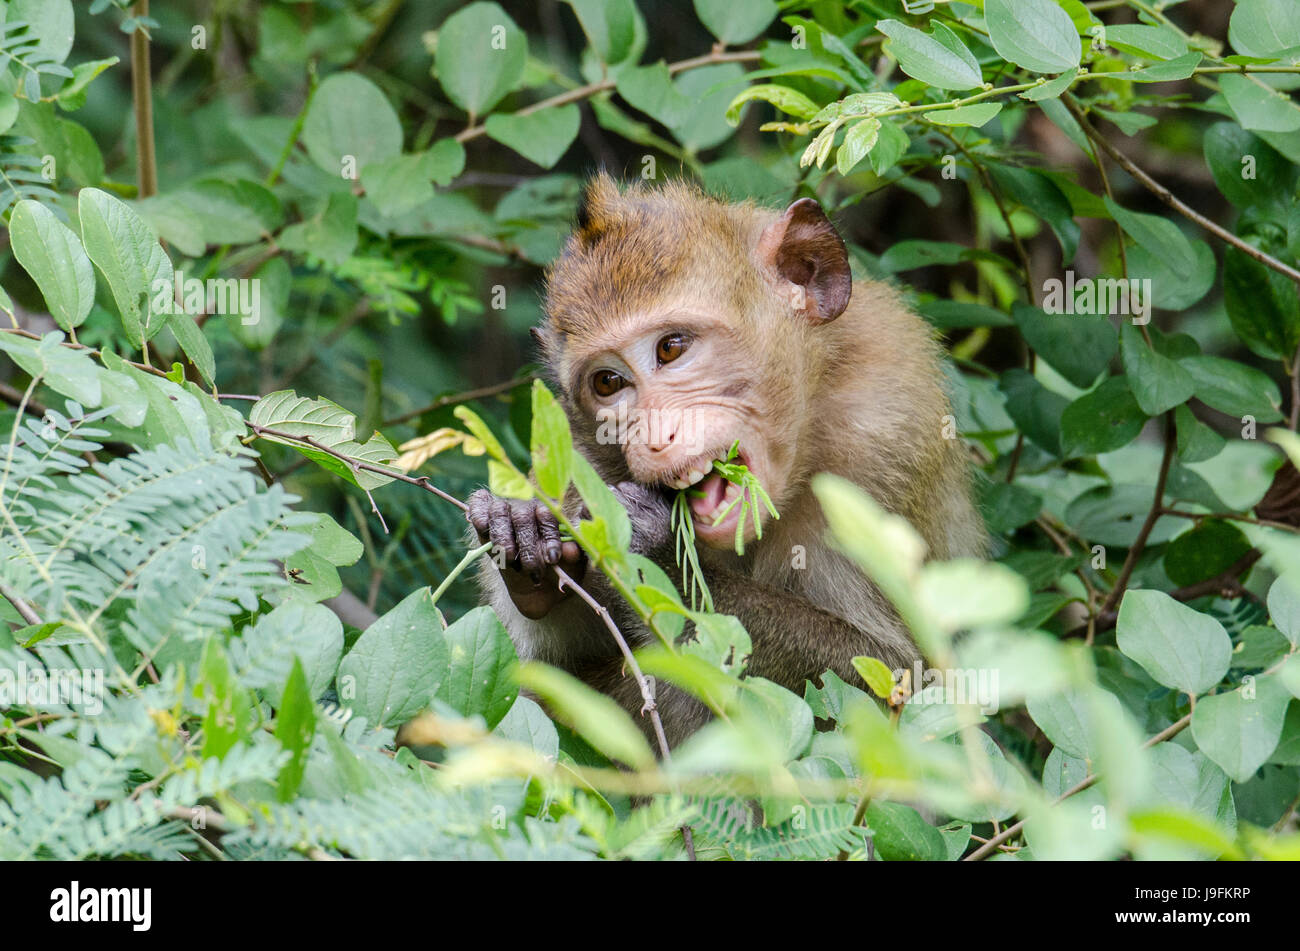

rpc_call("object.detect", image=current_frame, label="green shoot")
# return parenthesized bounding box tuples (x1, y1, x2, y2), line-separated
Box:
(671, 491, 713, 612)
(670, 441, 780, 610)
(709, 441, 779, 557)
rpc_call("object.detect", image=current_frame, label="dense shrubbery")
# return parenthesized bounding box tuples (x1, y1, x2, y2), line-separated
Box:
(0, 0, 1298, 860)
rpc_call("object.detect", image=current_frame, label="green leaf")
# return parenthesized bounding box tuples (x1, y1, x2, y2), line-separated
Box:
(362, 153, 438, 218)
(565, 0, 638, 63)
(282, 513, 364, 604)
(1267, 572, 1300, 647)
(337, 588, 450, 728)
(616, 61, 692, 127)
(249, 390, 400, 491)
(273, 658, 316, 802)
(693, 0, 778, 45)
(987, 164, 1080, 263)
(1019, 68, 1080, 102)
(923, 102, 1003, 127)
(1127, 240, 1215, 313)
(979, 479, 1044, 533)
(517, 662, 656, 769)
(875, 19, 983, 91)
(1120, 323, 1195, 416)
(8, 200, 94, 331)
(1012, 303, 1116, 389)
(1027, 686, 1124, 762)
(1127, 51, 1202, 82)
(1179, 355, 1284, 422)
(1191, 674, 1292, 782)
(53, 56, 118, 107)
(1175, 406, 1225, 463)
(851, 656, 896, 699)
(1221, 73, 1300, 133)
(836, 117, 880, 175)
(1164, 520, 1253, 587)
(999, 368, 1067, 454)
(277, 192, 358, 266)
(878, 239, 968, 271)
(1203, 122, 1297, 213)
(302, 72, 403, 174)
(486, 104, 581, 169)
(168, 315, 215, 388)
(196, 638, 251, 761)
(864, 802, 947, 861)
(0, 331, 101, 407)
(869, 119, 909, 175)
(78, 187, 173, 347)
(435, 2, 526, 116)
(1104, 196, 1197, 280)
(1105, 24, 1188, 60)
(435, 606, 519, 730)
(165, 179, 283, 246)
(985, 0, 1082, 74)
(724, 84, 819, 125)
(1116, 590, 1231, 697)
(1222, 246, 1300, 361)
(1229, 0, 1300, 59)
(529, 380, 573, 499)
(1061, 377, 1148, 457)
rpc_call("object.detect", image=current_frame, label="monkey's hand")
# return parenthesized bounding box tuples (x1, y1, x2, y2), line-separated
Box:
(467, 491, 585, 620)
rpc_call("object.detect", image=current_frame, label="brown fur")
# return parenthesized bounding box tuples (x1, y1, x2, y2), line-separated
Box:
(475, 174, 985, 748)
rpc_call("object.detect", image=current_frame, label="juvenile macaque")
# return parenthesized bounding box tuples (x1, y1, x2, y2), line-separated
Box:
(468, 174, 984, 747)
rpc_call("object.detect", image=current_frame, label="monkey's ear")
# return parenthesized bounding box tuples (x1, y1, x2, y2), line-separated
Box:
(575, 172, 621, 244)
(756, 198, 851, 323)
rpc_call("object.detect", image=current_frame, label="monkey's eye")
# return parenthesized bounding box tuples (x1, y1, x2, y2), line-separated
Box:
(656, 333, 690, 365)
(591, 369, 628, 397)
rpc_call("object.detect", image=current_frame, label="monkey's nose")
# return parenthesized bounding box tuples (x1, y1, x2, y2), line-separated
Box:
(646, 426, 677, 453)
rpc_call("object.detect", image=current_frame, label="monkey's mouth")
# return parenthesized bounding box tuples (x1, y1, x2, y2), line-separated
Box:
(665, 447, 755, 546)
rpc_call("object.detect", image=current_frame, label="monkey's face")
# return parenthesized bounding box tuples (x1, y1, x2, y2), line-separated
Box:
(569, 311, 785, 549)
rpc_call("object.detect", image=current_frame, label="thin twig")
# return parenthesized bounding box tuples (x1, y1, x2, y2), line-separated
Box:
(1063, 96, 1300, 284)
(131, 1, 157, 199)
(1099, 413, 1175, 615)
(0, 581, 41, 625)
(383, 375, 535, 427)
(965, 712, 1193, 860)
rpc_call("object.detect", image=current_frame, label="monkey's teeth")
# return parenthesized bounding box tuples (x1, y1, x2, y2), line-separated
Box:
(670, 477, 689, 490)
(685, 469, 706, 486)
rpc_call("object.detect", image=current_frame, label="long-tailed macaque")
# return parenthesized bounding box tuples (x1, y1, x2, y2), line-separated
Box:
(467, 174, 985, 748)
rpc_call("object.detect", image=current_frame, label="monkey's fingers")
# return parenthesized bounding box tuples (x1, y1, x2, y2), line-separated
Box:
(487, 495, 518, 563)
(512, 502, 544, 577)
(466, 488, 494, 539)
(536, 507, 564, 565)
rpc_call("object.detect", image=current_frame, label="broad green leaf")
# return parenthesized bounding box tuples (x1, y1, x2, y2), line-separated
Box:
(486, 104, 581, 169)
(985, 0, 1082, 74)
(1000, 368, 1067, 454)
(1012, 303, 1116, 389)
(1203, 122, 1297, 214)
(235, 602, 345, 708)
(1126, 240, 1215, 312)
(836, 117, 880, 175)
(1191, 674, 1292, 782)
(987, 164, 1079, 262)
(1164, 520, 1253, 587)
(277, 192, 358, 266)
(1116, 590, 1231, 696)
(435, 606, 518, 730)
(493, 696, 559, 759)
(8, 200, 94, 331)
(302, 73, 403, 174)
(1179, 355, 1284, 422)
(250, 390, 400, 491)
(851, 656, 895, 699)
(725, 84, 819, 125)
(616, 61, 692, 128)
(273, 658, 316, 802)
(875, 19, 982, 91)
(1229, 0, 1300, 59)
(337, 587, 450, 728)
(1266, 572, 1300, 647)
(1222, 246, 1300, 360)
(165, 179, 283, 246)
(566, 0, 639, 63)
(530, 379, 573, 499)
(864, 801, 947, 861)
(693, 0, 778, 45)
(1060, 376, 1147, 457)
(167, 316, 214, 388)
(923, 102, 1002, 127)
(1221, 73, 1300, 133)
(1120, 323, 1195, 415)
(1027, 686, 1125, 763)
(1104, 197, 1197, 280)
(0, 331, 100, 408)
(1019, 69, 1079, 102)
(517, 662, 655, 770)
(435, 2, 526, 116)
(78, 187, 173, 347)
(1105, 24, 1187, 60)
(1127, 50, 1202, 82)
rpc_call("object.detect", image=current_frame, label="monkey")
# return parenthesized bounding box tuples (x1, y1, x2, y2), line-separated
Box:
(466, 173, 985, 749)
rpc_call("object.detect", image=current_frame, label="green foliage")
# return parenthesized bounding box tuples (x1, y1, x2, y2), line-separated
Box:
(1, 0, 1299, 862)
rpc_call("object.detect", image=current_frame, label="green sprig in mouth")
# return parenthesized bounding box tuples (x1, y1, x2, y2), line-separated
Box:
(670, 441, 779, 612)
